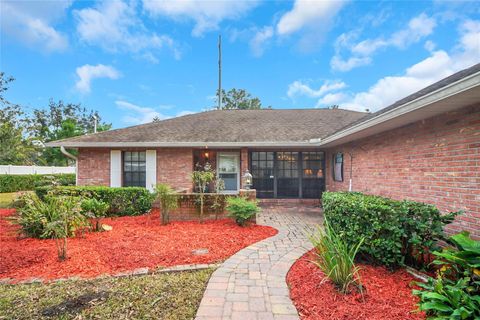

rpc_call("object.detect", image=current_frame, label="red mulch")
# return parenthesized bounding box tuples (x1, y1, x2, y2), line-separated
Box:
(0, 209, 277, 282)
(287, 250, 425, 320)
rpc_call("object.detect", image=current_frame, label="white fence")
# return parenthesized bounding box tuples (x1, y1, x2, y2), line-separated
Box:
(0, 165, 76, 175)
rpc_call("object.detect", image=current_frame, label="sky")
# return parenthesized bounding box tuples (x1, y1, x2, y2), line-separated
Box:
(1, 0, 479, 129)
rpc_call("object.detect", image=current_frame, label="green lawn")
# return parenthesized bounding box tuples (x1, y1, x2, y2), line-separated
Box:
(0, 269, 213, 320)
(0, 193, 17, 208)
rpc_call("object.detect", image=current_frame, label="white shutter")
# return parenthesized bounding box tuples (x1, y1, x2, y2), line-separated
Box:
(145, 150, 157, 191)
(110, 150, 122, 187)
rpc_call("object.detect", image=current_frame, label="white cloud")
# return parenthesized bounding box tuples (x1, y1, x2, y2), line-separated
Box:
(116, 100, 196, 124)
(1, 1, 71, 52)
(276, 0, 346, 35)
(250, 26, 274, 57)
(330, 56, 372, 72)
(321, 19, 480, 111)
(116, 100, 165, 124)
(75, 64, 121, 94)
(331, 13, 437, 71)
(287, 80, 346, 98)
(142, 0, 259, 37)
(75, 0, 180, 61)
(276, 0, 347, 52)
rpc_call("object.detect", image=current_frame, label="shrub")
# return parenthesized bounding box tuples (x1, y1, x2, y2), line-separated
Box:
(36, 186, 154, 216)
(13, 193, 88, 239)
(81, 198, 109, 231)
(322, 192, 458, 268)
(309, 219, 364, 294)
(226, 197, 259, 226)
(0, 174, 75, 193)
(413, 232, 480, 319)
(155, 184, 178, 225)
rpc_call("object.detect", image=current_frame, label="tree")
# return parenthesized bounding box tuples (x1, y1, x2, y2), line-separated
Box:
(214, 88, 270, 110)
(31, 100, 112, 165)
(192, 163, 216, 223)
(0, 73, 112, 166)
(0, 73, 37, 165)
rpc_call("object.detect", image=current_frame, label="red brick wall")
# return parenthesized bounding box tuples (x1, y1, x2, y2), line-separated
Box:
(325, 104, 480, 239)
(77, 148, 110, 186)
(157, 148, 194, 191)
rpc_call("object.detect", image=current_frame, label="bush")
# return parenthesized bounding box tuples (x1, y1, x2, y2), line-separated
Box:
(35, 186, 154, 216)
(0, 174, 75, 193)
(13, 193, 88, 239)
(309, 219, 364, 294)
(322, 192, 458, 268)
(413, 232, 480, 319)
(226, 197, 259, 226)
(81, 198, 109, 231)
(155, 184, 178, 225)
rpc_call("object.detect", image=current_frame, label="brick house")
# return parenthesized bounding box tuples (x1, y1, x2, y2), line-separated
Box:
(47, 63, 480, 238)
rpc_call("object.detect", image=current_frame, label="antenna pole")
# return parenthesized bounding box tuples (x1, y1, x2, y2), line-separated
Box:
(218, 34, 222, 110)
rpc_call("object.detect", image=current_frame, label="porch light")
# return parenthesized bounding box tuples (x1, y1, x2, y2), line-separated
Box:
(203, 151, 209, 161)
(242, 170, 253, 190)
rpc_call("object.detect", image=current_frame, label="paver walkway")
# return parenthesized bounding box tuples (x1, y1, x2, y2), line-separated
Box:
(196, 204, 323, 320)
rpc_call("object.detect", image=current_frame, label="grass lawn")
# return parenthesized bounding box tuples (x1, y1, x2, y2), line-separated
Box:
(0, 269, 213, 320)
(0, 193, 16, 208)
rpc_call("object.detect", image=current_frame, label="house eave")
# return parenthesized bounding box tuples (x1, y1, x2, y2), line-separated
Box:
(311, 70, 480, 147)
(45, 141, 320, 148)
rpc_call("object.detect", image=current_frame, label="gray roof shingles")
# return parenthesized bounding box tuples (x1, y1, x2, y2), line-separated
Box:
(48, 109, 367, 145)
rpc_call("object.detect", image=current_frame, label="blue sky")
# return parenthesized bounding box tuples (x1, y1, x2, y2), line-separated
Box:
(1, 0, 479, 129)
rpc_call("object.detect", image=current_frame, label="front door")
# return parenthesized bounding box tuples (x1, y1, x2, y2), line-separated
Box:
(276, 152, 300, 198)
(250, 151, 325, 199)
(250, 151, 275, 198)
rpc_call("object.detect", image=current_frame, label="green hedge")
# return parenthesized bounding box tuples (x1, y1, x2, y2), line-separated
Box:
(0, 174, 76, 193)
(35, 186, 154, 216)
(322, 192, 458, 268)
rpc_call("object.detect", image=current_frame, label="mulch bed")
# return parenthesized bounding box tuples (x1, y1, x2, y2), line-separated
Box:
(0, 209, 277, 282)
(287, 250, 425, 320)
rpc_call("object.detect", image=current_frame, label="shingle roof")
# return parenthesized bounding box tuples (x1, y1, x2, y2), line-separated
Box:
(47, 109, 367, 146)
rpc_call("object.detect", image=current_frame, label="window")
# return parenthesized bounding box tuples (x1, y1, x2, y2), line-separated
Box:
(217, 153, 240, 192)
(123, 151, 146, 187)
(333, 153, 343, 182)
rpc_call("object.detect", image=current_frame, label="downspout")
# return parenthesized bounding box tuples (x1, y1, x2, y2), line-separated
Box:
(347, 152, 353, 192)
(60, 146, 78, 185)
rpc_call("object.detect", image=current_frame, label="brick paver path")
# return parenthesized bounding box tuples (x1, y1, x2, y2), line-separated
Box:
(196, 204, 323, 320)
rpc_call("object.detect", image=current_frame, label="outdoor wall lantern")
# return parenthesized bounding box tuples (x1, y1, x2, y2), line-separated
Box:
(242, 170, 253, 189)
(203, 151, 209, 161)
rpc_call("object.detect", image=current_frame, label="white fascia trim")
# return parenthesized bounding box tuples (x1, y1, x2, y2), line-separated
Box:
(312, 71, 480, 146)
(46, 141, 319, 148)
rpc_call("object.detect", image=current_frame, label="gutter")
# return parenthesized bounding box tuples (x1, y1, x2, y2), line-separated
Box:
(60, 146, 78, 185)
(46, 141, 320, 148)
(310, 69, 480, 146)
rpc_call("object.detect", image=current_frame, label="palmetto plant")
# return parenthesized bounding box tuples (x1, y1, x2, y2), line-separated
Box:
(309, 219, 364, 294)
(41, 196, 85, 261)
